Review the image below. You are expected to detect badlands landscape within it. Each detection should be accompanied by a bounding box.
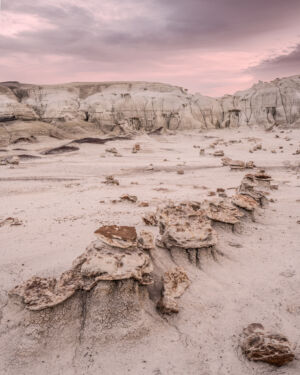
[0,76,300,375]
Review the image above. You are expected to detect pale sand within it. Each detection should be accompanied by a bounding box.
[0,127,299,374]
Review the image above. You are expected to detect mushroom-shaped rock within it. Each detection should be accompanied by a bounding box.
[94,225,137,248]
[254,170,272,182]
[232,194,258,211]
[11,227,153,310]
[157,267,190,314]
[79,240,153,285]
[239,175,268,206]
[202,199,244,225]
[157,203,217,249]
[241,323,295,367]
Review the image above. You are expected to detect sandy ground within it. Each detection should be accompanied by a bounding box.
[0,127,300,374]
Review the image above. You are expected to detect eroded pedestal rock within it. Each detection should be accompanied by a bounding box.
[11,226,153,311]
[202,199,244,226]
[157,202,217,250]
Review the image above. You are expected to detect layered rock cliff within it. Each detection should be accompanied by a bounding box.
[0,75,299,141]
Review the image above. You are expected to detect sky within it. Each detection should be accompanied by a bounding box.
[0,0,299,96]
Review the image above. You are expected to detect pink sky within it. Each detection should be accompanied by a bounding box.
[0,0,299,96]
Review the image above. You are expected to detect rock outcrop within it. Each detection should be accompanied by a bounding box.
[10,226,153,311]
[0,76,299,145]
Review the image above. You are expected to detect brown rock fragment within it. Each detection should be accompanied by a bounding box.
[0,217,23,227]
[232,194,258,211]
[120,194,138,203]
[103,175,119,185]
[202,199,244,225]
[241,323,295,367]
[138,201,149,207]
[157,202,217,250]
[213,150,224,157]
[142,212,158,226]
[132,143,141,153]
[94,225,137,248]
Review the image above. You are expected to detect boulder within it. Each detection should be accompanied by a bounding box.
[241,323,295,367]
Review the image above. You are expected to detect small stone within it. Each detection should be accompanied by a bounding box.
[105,147,118,154]
[138,201,149,207]
[132,143,141,153]
[143,212,158,226]
[103,175,119,185]
[213,150,224,157]
[120,194,138,203]
[0,217,23,227]
[208,191,216,196]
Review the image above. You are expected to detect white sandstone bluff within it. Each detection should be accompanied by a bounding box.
[0,75,299,144]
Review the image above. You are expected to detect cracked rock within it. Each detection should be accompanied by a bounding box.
[120,194,138,203]
[202,199,244,225]
[241,323,295,367]
[231,194,258,211]
[11,226,153,310]
[157,267,190,314]
[94,225,137,248]
[138,230,155,251]
[143,212,158,226]
[157,202,217,250]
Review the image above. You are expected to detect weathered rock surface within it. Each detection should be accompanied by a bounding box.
[11,226,153,311]
[157,202,218,250]
[221,157,255,170]
[241,323,295,366]
[0,217,23,227]
[157,267,190,314]
[232,194,259,211]
[202,199,244,225]
[0,76,299,144]
[120,194,138,203]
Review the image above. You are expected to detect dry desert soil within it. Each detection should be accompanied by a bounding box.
[0,127,300,375]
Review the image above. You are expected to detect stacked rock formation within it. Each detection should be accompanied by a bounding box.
[5,170,296,369]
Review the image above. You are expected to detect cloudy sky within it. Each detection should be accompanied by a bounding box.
[0,0,299,96]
